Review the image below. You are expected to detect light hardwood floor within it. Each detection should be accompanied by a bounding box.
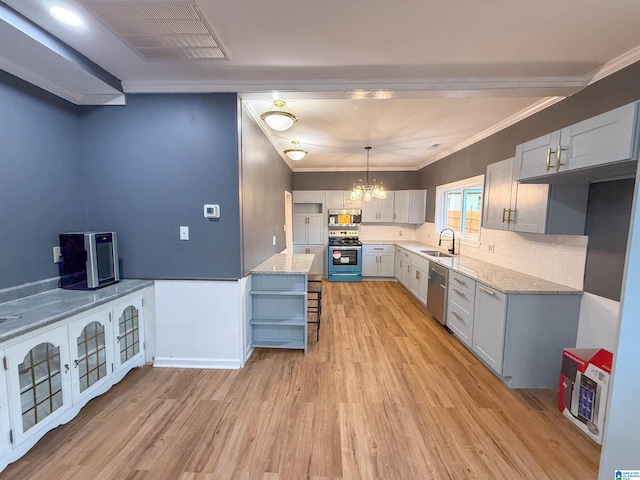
[1,281,600,479]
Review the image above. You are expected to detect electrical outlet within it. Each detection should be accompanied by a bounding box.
[398,230,403,237]
[488,243,495,253]
[180,226,189,240]
[53,246,62,263]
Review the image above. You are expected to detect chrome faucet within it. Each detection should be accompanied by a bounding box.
[438,228,456,255]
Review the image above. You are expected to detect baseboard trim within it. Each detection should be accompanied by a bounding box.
[153,357,242,369]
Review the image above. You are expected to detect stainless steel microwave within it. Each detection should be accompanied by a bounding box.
[59,232,120,290]
[328,209,362,226]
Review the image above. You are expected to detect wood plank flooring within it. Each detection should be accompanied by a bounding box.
[1,281,600,479]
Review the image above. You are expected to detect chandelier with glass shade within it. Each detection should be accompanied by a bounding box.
[350,146,386,201]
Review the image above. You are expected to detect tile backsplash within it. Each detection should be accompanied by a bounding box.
[359,225,417,242]
[416,223,588,290]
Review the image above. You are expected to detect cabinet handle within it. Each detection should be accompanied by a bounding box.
[556,147,566,171]
[507,209,514,224]
[374,247,384,250]
[479,285,496,295]
[454,277,467,285]
[407,265,410,273]
[502,208,508,223]
[64,364,70,373]
[74,359,79,368]
[546,148,553,172]
[416,270,420,279]
[453,287,465,296]
[452,310,463,320]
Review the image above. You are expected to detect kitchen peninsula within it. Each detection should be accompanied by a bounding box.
[249,253,314,353]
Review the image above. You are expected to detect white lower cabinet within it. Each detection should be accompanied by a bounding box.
[113,297,145,378]
[362,245,395,277]
[68,309,114,406]
[0,290,148,472]
[446,272,476,347]
[5,325,72,447]
[409,254,429,305]
[472,284,507,374]
[394,247,411,288]
[469,283,581,388]
[293,245,325,276]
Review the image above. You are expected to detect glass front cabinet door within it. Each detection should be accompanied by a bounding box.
[68,309,114,406]
[5,325,72,446]
[113,296,145,375]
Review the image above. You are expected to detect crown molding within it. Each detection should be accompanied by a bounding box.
[291,166,418,173]
[587,45,640,85]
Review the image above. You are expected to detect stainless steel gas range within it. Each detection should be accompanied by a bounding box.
[328,230,362,282]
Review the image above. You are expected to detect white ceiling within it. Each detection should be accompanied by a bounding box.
[3,0,640,170]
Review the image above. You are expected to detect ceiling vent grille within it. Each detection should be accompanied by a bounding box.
[84,1,229,60]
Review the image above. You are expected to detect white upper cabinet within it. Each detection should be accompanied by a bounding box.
[325,191,362,209]
[514,102,640,182]
[292,191,324,204]
[362,193,395,223]
[392,190,426,224]
[483,157,588,234]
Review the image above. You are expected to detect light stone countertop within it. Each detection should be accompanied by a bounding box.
[251,253,314,275]
[362,240,581,295]
[0,279,154,344]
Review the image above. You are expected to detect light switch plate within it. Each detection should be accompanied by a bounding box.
[180,226,189,240]
[53,246,62,263]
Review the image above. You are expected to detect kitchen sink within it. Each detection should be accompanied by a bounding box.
[420,250,453,258]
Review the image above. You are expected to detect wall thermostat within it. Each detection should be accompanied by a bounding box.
[204,204,220,218]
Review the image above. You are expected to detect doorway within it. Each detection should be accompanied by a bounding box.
[285,191,293,253]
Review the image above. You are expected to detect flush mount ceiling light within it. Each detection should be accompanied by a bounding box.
[284,140,307,161]
[350,146,386,202]
[260,100,297,131]
[49,6,84,27]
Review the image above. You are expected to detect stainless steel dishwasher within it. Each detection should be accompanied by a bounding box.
[426,261,448,325]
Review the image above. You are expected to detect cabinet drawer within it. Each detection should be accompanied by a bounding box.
[448,284,475,315]
[364,244,394,254]
[446,303,473,348]
[449,271,476,296]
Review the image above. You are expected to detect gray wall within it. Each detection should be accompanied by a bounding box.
[583,179,635,301]
[0,71,86,289]
[241,105,293,275]
[79,93,242,280]
[293,170,418,191]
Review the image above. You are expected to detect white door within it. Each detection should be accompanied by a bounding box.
[361,249,379,277]
[306,214,324,245]
[393,190,410,223]
[514,131,561,181]
[292,215,308,243]
[562,102,639,172]
[307,245,325,276]
[472,284,507,375]
[378,252,395,277]
[408,190,427,224]
[361,199,378,223]
[5,325,72,446]
[510,183,550,234]
[325,191,345,209]
[394,249,403,281]
[483,158,513,231]
[377,193,395,222]
[113,296,145,376]
[68,309,114,406]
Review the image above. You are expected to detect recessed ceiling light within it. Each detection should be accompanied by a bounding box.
[49,6,84,27]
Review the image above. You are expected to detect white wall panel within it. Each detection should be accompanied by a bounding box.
[153,280,243,369]
[576,293,620,353]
